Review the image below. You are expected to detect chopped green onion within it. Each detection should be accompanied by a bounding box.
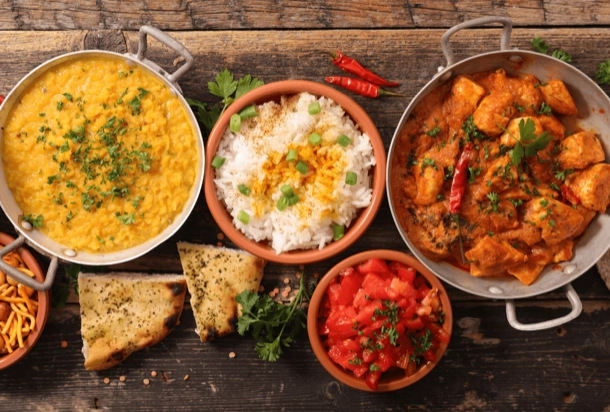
[346,171,357,185]
[239,105,258,119]
[288,194,299,206]
[238,184,250,196]
[230,113,241,133]
[333,224,344,241]
[296,161,308,174]
[337,134,352,147]
[211,155,226,169]
[277,196,288,211]
[281,185,294,197]
[237,210,250,224]
[308,102,321,115]
[286,150,298,162]
[308,132,322,146]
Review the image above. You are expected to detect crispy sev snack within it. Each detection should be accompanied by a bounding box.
[0,251,37,354]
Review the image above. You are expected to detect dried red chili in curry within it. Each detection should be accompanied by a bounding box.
[390,69,610,285]
[318,258,449,390]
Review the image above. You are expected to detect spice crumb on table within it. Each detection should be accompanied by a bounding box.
[229,352,236,358]
[143,379,150,386]
[60,341,68,348]
[103,378,110,384]
[119,376,126,382]
[151,371,157,377]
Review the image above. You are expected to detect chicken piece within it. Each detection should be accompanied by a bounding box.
[510,75,543,116]
[475,68,509,92]
[557,131,605,170]
[472,91,515,136]
[538,79,578,116]
[476,200,519,233]
[500,116,544,147]
[498,221,542,246]
[538,114,566,141]
[508,239,574,285]
[473,156,518,202]
[443,76,486,129]
[565,163,610,212]
[413,160,444,206]
[571,204,597,237]
[465,235,527,277]
[522,197,584,245]
[405,202,455,261]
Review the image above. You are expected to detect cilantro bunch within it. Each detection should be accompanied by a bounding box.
[235,275,308,362]
[187,69,264,137]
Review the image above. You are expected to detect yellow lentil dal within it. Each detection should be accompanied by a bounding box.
[2,57,198,253]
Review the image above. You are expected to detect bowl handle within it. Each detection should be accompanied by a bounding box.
[441,16,513,67]
[133,26,194,91]
[505,283,582,331]
[0,234,58,291]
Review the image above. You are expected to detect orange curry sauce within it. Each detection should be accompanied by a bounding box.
[391,69,610,285]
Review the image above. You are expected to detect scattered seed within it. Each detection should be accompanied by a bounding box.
[299,264,305,270]
[258,285,264,292]
[273,287,279,294]
[161,371,170,383]
[268,291,276,297]
[296,272,302,279]
[563,392,576,404]
[281,291,289,298]
[285,286,292,293]
[119,376,126,382]
[151,371,157,377]
[184,375,189,381]
[314,272,319,279]
[103,377,110,384]
[143,378,150,386]
[283,278,290,284]
[217,233,225,240]
[229,352,236,358]
[217,241,222,247]
[61,340,68,348]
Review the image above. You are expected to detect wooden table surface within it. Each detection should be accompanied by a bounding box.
[1,2,610,411]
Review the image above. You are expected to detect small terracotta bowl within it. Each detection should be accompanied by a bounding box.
[307,250,453,392]
[0,232,50,369]
[204,80,386,264]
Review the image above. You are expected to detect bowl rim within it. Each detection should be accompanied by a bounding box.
[307,249,453,392]
[203,80,386,264]
[0,232,49,369]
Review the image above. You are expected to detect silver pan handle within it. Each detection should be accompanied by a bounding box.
[134,26,194,90]
[505,284,582,331]
[441,16,513,67]
[0,234,58,292]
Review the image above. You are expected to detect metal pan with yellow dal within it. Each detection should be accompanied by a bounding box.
[387,17,610,330]
[0,26,204,291]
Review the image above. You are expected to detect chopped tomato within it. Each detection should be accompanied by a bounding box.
[428,323,451,344]
[327,283,342,307]
[338,273,363,306]
[402,316,424,331]
[354,300,383,326]
[365,370,382,390]
[0,95,4,105]
[362,348,377,363]
[353,288,369,309]
[339,266,356,277]
[326,307,358,340]
[417,284,431,300]
[397,266,416,283]
[358,258,389,276]
[353,365,369,378]
[362,273,385,297]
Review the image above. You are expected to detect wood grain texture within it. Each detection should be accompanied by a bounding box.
[3,1,610,30]
[0,289,608,411]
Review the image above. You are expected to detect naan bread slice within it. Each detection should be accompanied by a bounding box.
[79,273,187,371]
[177,243,266,342]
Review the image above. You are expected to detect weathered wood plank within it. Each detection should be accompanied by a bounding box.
[3,1,610,30]
[0,299,607,410]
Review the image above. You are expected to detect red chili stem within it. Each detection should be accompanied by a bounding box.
[330,50,400,87]
[325,76,404,98]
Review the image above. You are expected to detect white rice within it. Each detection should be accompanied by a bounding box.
[214,92,375,254]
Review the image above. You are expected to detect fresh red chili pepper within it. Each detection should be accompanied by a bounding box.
[331,50,400,87]
[449,143,474,214]
[0,95,4,105]
[325,76,403,98]
[561,184,580,205]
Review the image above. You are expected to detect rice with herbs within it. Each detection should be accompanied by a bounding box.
[214,92,375,254]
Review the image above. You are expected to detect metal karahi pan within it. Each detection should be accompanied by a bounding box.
[0,26,204,291]
[387,17,610,330]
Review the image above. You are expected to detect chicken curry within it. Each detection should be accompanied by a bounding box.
[391,69,610,285]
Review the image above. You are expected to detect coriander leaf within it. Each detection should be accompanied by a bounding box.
[536,102,552,116]
[207,104,222,130]
[524,131,552,157]
[518,118,537,143]
[597,60,610,85]
[531,37,549,54]
[256,339,282,362]
[235,74,264,99]
[208,69,237,100]
[551,49,572,63]
[63,93,73,102]
[426,126,441,137]
[512,142,524,166]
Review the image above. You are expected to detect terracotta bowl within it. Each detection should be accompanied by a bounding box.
[204,80,386,264]
[307,250,453,392]
[0,232,50,369]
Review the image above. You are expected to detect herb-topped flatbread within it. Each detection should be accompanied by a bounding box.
[79,273,187,370]
[177,243,266,342]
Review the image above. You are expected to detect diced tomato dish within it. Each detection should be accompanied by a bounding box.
[317,258,450,390]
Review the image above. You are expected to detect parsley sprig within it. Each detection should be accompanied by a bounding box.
[596,60,610,85]
[531,37,572,62]
[187,70,264,137]
[500,118,552,166]
[235,275,308,362]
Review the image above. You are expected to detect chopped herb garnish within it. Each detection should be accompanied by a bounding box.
[23,214,44,229]
[333,224,344,241]
[57,101,64,111]
[426,126,441,137]
[308,102,321,115]
[63,93,73,102]
[115,211,135,225]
